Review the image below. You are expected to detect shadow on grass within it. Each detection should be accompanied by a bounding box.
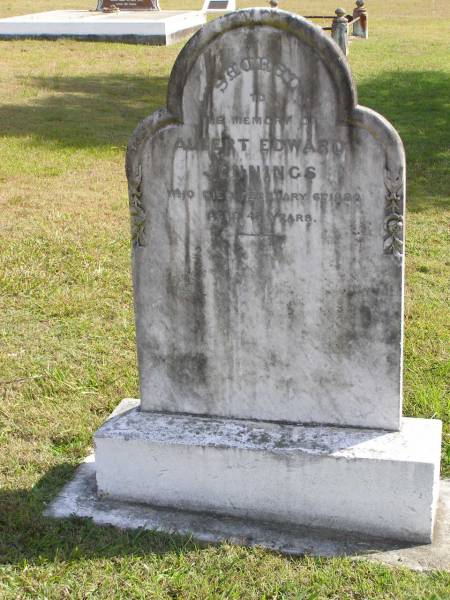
[0,74,169,151]
[0,463,200,565]
[0,460,419,567]
[357,70,450,213]
[0,70,448,212]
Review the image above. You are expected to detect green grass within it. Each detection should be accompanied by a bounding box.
[0,0,449,597]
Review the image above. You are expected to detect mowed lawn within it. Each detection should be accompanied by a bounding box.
[0,0,449,597]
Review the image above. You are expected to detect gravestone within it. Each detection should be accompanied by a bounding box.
[97,0,159,11]
[94,9,441,544]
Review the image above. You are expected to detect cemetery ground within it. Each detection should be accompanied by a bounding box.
[0,0,449,597]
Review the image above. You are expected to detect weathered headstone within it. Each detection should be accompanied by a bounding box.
[94,9,441,544]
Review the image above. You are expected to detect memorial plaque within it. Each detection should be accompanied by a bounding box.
[126,9,405,430]
[100,0,159,11]
[202,0,236,13]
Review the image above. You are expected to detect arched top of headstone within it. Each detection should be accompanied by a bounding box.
[167,9,355,120]
[127,8,401,174]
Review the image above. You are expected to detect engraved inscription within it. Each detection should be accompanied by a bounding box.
[176,135,345,156]
[206,210,313,225]
[215,56,301,92]
[203,165,317,183]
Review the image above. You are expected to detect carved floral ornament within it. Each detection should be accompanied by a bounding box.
[383,168,404,259]
[128,164,147,248]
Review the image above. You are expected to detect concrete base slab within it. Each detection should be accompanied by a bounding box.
[45,455,449,571]
[92,399,442,544]
[0,10,206,45]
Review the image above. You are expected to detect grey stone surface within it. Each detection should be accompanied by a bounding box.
[44,8,442,551]
[126,8,405,430]
[94,399,441,543]
[45,454,450,571]
[98,0,160,11]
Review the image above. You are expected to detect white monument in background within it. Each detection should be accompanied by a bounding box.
[96,9,442,543]
[0,0,205,45]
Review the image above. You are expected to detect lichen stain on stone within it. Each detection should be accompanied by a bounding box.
[193,245,206,345]
[183,196,191,282]
[167,352,208,387]
[359,304,372,329]
[247,430,272,444]
[287,299,295,322]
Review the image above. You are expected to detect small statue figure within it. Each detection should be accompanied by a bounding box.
[353,0,368,38]
[331,8,349,56]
